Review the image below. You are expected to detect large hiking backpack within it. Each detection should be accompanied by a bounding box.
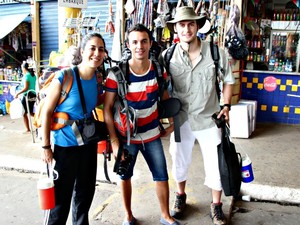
[109,65,138,146]
[107,40,183,144]
[33,68,73,130]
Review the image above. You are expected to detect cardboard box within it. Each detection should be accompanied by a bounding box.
[229,103,251,138]
[239,99,257,133]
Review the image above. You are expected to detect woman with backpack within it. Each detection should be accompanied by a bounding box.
[14,61,36,133]
[40,32,107,225]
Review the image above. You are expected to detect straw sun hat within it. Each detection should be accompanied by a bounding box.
[166,6,206,33]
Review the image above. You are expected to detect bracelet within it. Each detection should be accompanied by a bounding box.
[223,104,231,111]
[42,145,51,149]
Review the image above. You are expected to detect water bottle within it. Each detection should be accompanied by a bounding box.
[285,59,293,72]
[268,54,275,71]
[17,67,22,80]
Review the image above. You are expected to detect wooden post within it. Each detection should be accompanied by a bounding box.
[30,0,40,67]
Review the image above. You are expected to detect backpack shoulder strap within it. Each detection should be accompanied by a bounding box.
[164,43,177,77]
[110,62,127,99]
[110,63,131,145]
[57,68,73,105]
[151,58,165,101]
[210,41,221,102]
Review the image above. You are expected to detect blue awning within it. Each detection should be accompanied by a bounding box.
[0,13,30,39]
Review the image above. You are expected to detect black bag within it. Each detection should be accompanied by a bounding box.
[217,124,242,197]
[224,4,249,60]
[75,66,107,144]
[81,117,107,144]
[158,98,182,142]
[157,98,181,119]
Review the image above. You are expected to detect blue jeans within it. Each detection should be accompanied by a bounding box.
[121,138,168,181]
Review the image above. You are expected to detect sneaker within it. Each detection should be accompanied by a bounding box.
[210,203,227,225]
[170,193,186,219]
[160,217,181,225]
[122,217,136,225]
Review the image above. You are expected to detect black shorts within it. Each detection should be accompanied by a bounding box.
[21,92,36,114]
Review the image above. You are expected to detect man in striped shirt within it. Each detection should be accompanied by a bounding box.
[104,24,180,225]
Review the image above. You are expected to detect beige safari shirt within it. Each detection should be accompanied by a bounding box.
[162,40,235,131]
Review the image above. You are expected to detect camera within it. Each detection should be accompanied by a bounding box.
[114,149,133,176]
[211,112,225,128]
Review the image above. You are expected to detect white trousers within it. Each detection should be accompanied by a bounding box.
[169,121,222,191]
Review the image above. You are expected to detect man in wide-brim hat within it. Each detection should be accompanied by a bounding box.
[166,6,206,34]
[162,6,235,225]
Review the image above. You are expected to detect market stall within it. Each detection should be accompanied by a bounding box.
[242,0,300,124]
[0,19,33,114]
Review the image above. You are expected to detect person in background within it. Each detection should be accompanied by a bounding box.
[41,32,106,225]
[14,61,36,133]
[162,6,235,225]
[104,24,180,225]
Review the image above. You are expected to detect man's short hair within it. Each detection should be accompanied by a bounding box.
[125,24,152,43]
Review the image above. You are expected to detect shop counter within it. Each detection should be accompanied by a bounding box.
[241,70,300,124]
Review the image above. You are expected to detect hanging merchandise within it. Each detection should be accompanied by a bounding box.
[110,0,122,63]
[196,0,211,35]
[12,33,19,52]
[195,0,203,14]
[154,0,171,45]
[161,27,171,43]
[224,4,249,60]
[155,0,169,29]
[126,0,153,30]
[125,0,135,15]
[187,0,195,9]
[105,0,115,36]
[157,0,169,15]
[176,0,184,8]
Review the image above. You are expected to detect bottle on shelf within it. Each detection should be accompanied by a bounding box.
[17,67,22,80]
[253,36,257,48]
[278,59,283,72]
[268,52,275,71]
[286,10,290,21]
[285,59,293,72]
[277,10,280,20]
[257,37,261,48]
[0,68,3,80]
[273,10,277,20]
[293,9,297,21]
[249,52,253,61]
[274,58,279,71]
[265,49,270,63]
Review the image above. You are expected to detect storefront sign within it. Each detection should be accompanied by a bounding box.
[58,0,87,9]
[264,76,277,92]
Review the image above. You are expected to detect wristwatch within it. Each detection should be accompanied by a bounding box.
[223,104,231,111]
